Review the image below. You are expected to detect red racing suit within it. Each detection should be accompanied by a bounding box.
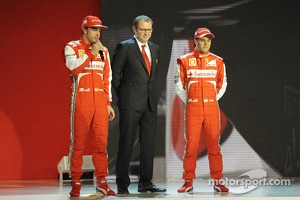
[63,37,112,180]
[175,48,227,179]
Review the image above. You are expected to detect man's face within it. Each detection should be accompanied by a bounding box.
[83,27,101,44]
[194,36,212,54]
[133,20,153,44]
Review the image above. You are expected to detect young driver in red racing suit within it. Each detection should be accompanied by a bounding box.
[63,16,115,197]
[175,28,229,192]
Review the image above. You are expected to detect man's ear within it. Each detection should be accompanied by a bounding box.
[132,26,137,33]
[194,38,197,45]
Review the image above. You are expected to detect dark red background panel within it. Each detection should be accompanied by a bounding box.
[0,0,101,180]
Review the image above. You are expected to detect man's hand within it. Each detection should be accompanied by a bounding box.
[107,106,115,121]
[91,40,104,55]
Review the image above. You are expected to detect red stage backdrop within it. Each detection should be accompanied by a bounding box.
[0,0,101,180]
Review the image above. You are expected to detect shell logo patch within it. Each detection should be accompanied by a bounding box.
[189,58,196,66]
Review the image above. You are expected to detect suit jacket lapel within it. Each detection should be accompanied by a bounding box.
[148,43,156,70]
[131,38,151,74]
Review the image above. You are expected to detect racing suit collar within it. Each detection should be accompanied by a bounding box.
[80,37,92,49]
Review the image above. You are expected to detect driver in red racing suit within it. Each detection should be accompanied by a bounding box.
[175,28,229,193]
[63,16,115,197]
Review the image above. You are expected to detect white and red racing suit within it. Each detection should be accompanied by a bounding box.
[175,48,227,179]
[63,37,112,180]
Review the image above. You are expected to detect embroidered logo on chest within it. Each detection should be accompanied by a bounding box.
[206,59,217,67]
[189,58,197,66]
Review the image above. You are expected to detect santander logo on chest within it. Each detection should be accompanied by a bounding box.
[85,61,105,70]
[187,69,217,78]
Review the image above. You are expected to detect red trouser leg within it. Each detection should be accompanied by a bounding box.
[91,102,109,178]
[203,105,223,179]
[69,106,93,180]
[182,104,203,180]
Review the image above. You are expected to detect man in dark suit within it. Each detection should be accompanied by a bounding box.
[111,15,166,194]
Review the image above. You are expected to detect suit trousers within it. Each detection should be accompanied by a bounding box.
[116,101,157,187]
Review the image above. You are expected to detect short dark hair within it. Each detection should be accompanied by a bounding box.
[133,15,153,27]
